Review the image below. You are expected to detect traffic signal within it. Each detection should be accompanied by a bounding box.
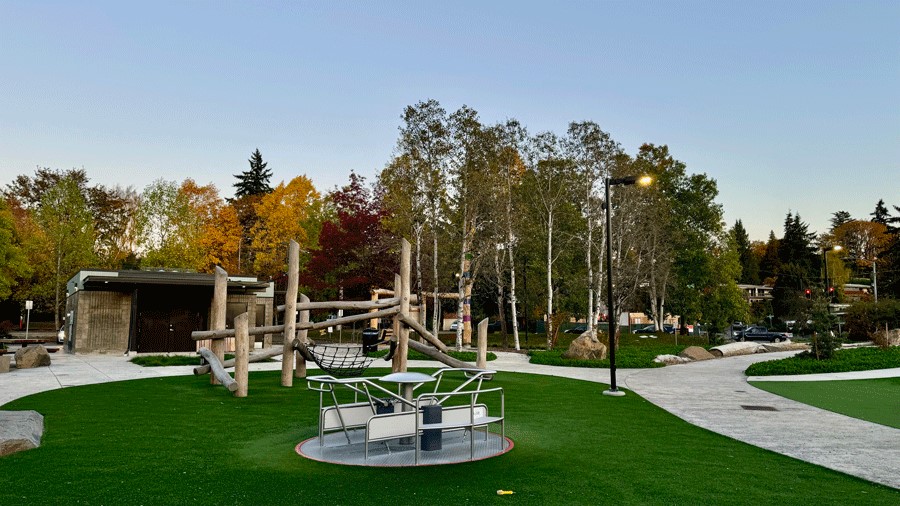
[828,286,835,294]
[804,289,811,299]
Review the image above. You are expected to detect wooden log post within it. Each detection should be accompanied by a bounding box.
[398,239,411,372]
[477,317,489,369]
[209,266,228,385]
[391,273,402,372]
[282,240,300,387]
[369,290,379,329]
[234,312,249,397]
[198,347,238,392]
[295,293,310,378]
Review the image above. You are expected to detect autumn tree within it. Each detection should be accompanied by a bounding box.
[251,175,323,278]
[0,199,28,300]
[36,176,97,327]
[304,172,393,301]
[90,185,140,268]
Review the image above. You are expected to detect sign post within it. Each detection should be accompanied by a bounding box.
[25,300,33,341]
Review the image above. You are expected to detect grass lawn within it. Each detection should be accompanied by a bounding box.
[745,346,900,376]
[528,333,711,369]
[1,370,897,504]
[751,377,900,429]
[131,354,235,367]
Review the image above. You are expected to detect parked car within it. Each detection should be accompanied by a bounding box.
[449,320,460,331]
[634,324,675,334]
[564,324,588,334]
[486,320,502,332]
[736,326,792,343]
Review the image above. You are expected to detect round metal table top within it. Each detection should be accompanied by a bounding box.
[379,372,436,384]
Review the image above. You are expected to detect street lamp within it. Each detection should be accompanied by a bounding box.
[603,174,652,397]
[822,245,842,300]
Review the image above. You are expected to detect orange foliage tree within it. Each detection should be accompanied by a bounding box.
[250,176,324,278]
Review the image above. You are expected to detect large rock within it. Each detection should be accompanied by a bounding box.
[14,345,51,369]
[873,329,900,347]
[0,410,44,457]
[562,332,607,360]
[653,354,691,365]
[678,346,715,361]
[761,341,808,353]
[0,355,10,373]
[709,342,764,358]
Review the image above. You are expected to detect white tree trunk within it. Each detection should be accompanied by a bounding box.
[507,232,521,350]
[546,212,554,349]
[456,212,467,349]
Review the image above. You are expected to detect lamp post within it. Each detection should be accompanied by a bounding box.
[822,245,842,301]
[603,174,652,397]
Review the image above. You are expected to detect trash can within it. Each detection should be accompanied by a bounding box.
[421,405,442,451]
[362,328,382,355]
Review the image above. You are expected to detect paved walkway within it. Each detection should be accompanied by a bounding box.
[1,350,898,490]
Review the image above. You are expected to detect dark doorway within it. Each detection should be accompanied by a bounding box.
[136,287,209,353]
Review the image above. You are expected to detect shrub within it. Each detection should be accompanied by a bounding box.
[844,299,900,341]
[745,346,900,376]
[0,320,13,338]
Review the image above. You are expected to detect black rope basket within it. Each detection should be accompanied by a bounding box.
[306,344,375,378]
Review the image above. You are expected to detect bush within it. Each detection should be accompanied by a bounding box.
[745,346,900,376]
[0,320,13,338]
[844,299,900,341]
[809,301,841,360]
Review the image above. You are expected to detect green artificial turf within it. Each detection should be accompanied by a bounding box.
[745,346,900,376]
[1,370,897,505]
[751,377,900,429]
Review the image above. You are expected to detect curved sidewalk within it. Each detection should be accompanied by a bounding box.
[622,352,900,490]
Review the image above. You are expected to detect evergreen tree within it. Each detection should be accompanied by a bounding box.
[778,212,817,277]
[233,149,273,198]
[871,199,890,225]
[730,220,759,284]
[829,210,852,231]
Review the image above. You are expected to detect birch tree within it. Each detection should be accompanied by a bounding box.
[524,132,577,349]
[566,121,622,337]
[394,100,452,334]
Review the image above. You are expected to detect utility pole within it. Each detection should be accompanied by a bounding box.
[873,258,878,303]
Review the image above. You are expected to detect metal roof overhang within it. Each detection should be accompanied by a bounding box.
[80,273,269,293]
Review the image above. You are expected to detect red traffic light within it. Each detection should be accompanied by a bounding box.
[828,286,835,293]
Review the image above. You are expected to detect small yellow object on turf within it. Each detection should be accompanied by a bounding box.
[497,490,514,495]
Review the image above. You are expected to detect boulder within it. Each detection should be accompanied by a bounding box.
[653,354,691,365]
[0,410,44,457]
[709,342,764,358]
[562,332,607,361]
[14,345,51,369]
[873,329,900,347]
[678,346,715,361]
[761,341,808,353]
[0,355,10,373]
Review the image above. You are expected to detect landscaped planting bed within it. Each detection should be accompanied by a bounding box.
[745,346,900,376]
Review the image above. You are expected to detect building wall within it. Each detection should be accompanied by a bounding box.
[71,290,132,353]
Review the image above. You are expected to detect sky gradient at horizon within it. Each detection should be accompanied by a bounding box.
[1,1,898,241]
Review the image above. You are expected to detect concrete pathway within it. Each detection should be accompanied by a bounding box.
[1,349,898,490]
[623,352,900,490]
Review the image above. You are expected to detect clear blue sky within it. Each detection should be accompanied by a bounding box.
[1,1,897,241]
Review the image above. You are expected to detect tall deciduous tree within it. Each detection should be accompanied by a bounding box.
[304,172,393,301]
[36,176,96,327]
[0,199,28,300]
[136,179,199,269]
[565,121,621,337]
[394,99,451,334]
[251,175,323,278]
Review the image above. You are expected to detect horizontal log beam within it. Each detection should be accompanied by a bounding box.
[406,339,475,369]
[301,307,400,331]
[198,347,238,392]
[193,324,284,341]
[276,297,400,313]
[399,314,448,353]
[422,292,460,299]
[193,346,285,375]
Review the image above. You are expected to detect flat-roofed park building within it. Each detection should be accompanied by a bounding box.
[64,270,274,354]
